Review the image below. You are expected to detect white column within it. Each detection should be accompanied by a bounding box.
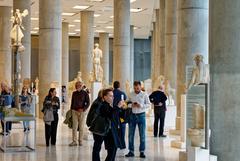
[39,0,62,116]
[62,22,69,87]
[113,0,131,91]
[130,25,134,83]
[80,11,94,87]
[99,32,109,84]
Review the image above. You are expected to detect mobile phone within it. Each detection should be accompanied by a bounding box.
[121,94,124,101]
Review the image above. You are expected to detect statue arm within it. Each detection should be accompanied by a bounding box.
[187,69,197,90]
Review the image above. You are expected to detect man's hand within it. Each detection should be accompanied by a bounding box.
[118,100,125,108]
[132,102,141,108]
[159,102,163,106]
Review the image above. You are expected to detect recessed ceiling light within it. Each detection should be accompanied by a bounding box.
[130,8,143,13]
[94,14,101,17]
[88,0,104,2]
[69,32,77,35]
[95,30,105,33]
[130,0,137,3]
[73,5,90,10]
[75,29,81,32]
[110,15,114,19]
[31,31,38,34]
[93,25,97,28]
[31,17,39,21]
[62,12,75,16]
[105,26,114,29]
[74,19,81,22]
[97,21,108,24]
[134,26,140,30]
[33,27,39,30]
[69,24,76,27]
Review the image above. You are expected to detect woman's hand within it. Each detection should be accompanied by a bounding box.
[118,100,125,108]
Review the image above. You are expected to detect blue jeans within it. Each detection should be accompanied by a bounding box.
[128,113,146,153]
[23,121,30,129]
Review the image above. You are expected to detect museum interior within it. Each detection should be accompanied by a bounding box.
[0,0,238,161]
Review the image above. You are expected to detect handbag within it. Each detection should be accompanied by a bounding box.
[43,108,54,122]
[89,114,110,136]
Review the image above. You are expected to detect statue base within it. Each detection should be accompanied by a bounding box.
[91,82,102,101]
[179,147,217,161]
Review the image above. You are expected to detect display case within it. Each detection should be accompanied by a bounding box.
[0,95,36,152]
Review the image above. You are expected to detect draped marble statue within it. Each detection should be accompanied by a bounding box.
[10,9,28,48]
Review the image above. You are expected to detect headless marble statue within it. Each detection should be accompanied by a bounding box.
[92,43,103,82]
[187,54,209,90]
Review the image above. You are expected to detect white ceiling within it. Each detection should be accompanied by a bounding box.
[30,0,156,39]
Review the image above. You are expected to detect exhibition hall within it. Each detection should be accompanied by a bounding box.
[0,0,238,161]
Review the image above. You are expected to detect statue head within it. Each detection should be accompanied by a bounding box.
[193,54,204,66]
[94,43,99,48]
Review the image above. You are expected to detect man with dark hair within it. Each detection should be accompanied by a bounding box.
[112,81,127,148]
[125,81,150,158]
[149,85,168,137]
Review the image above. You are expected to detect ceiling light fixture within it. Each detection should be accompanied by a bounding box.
[31,31,38,34]
[95,30,106,33]
[69,24,76,27]
[33,27,39,30]
[97,21,109,24]
[62,12,75,16]
[110,15,114,19]
[31,17,39,21]
[130,0,137,3]
[74,19,81,22]
[94,14,101,17]
[105,26,114,29]
[75,29,80,32]
[69,32,77,35]
[130,8,143,13]
[88,0,104,2]
[73,5,90,10]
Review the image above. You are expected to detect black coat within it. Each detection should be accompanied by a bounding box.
[99,101,126,149]
[149,90,167,111]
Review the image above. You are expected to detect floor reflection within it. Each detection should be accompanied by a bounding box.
[0,119,180,161]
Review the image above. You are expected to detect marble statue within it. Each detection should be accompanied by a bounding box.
[10,9,28,47]
[164,79,175,105]
[35,77,39,95]
[187,54,209,90]
[125,80,131,97]
[187,104,205,147]
[76,71,83,82]
[92,43,103,82]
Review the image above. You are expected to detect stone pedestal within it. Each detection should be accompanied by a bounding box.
[91,82,102,101]
[179,148,217,161]
[171,95,186,149]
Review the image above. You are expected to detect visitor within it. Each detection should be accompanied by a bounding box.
[125,81,150,158]
[20,86,32,132]
[42,88,60,146]
[0,82,13,135]
[112,81,127,147]
[69,81,90,146]
[149,85,168,137]
[90,88,125,161]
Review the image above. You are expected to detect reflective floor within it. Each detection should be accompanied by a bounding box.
[0,117,180,161]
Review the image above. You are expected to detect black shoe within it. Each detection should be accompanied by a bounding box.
[140,152,146,158]
[159,135,167,138]
[125,152,134,157]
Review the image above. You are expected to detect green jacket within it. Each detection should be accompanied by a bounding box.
[63,110,73,129]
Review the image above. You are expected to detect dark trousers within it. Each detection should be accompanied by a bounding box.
[92,132,117,161]
[45,113,58,146]
[154,108,166,136]
[1,121,12,133]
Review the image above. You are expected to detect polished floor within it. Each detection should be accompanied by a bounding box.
[0,116,180,161]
